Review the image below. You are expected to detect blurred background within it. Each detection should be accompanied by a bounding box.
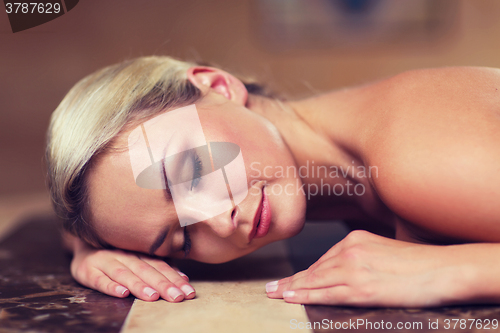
[1,0,500,199]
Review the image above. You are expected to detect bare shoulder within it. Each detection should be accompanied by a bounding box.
[363,66,500,242]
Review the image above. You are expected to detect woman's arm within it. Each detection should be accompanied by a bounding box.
[63,231,195,302]
[266,68,500,307]
[266,230,500,307]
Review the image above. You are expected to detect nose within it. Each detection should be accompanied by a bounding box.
[202,206,238,238]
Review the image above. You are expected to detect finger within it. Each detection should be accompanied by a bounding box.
[266,257,341,296]
[266,272,304,299]
[265,272,301,298]
[287,267,345,291]
[282,286,351,305]
[267,267,344,299]
[278,266,324,286]
[117,256,191,302]
[100,261,161,302]
[168,265,190,282]
[178,271,190,282]
[266,269,317,298]
[80,268,131,298]
[139,257,195,300]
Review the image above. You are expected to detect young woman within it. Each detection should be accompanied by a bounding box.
[46,56,500,308]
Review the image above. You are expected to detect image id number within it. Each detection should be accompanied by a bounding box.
[5,2,61,14]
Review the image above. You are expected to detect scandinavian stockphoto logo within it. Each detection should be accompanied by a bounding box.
[127,105,248,227]
[4,0,79,33]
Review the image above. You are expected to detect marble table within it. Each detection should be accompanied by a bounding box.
[0,212,134,332]
[2,193,500,333]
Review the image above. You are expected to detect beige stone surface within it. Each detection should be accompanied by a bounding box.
[121,242,311,333]
[122,281,309,333]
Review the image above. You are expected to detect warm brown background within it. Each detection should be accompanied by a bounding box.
[1,0,500,199]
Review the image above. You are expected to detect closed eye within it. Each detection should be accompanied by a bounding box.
[161,161,173,196]
[191,152,202,190]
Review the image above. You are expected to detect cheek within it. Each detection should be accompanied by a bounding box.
[198,110,243,144]
[270,180,307,238]
[201,114,294,183]
[246,150,299,190]
[201,108,276,149]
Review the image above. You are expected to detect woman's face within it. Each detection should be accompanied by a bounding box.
[87,91,306,263]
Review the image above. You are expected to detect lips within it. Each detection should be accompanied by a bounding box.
[248,186,272,242]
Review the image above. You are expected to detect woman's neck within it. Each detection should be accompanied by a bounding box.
[247,91,394,225]
[247,92,363,196]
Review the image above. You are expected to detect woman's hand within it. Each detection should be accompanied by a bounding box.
[70,239,195,302]
[266,230,472,307]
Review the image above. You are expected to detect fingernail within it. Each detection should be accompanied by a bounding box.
[266,281,278,293]
[283,290,295,298]
[144,287,158,298]
[116,286,128,295]
[181,285,195,296]
[178,271,189,279]
[168,287,184,301]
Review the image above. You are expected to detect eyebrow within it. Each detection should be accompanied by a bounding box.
[149,225,170,256]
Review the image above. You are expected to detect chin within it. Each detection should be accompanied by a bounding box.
[273,199,307,241]
[275,191,306,240]
[283,214,306,240]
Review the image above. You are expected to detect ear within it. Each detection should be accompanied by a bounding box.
[187,66,248,106]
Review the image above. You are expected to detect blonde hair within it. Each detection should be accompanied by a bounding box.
[46,56,202,247]
[47,56,272,248]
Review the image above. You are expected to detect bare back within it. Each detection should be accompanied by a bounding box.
[362,67,500,243]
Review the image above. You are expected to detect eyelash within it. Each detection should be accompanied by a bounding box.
[162,162,173,196]
[161,152,199,257]
[161,152,202,193]
[182,226,191,257]
[191,153,202,190]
